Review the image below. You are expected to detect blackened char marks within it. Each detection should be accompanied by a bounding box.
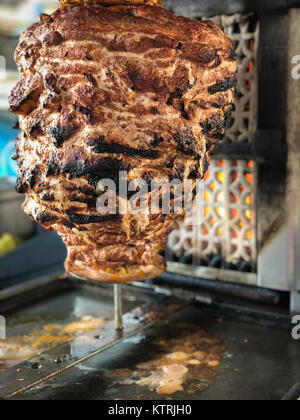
[150,107,160,115]
[90,137,159,159]
[63,156,124,178]
[28,175,36,189]
[47,153,125,179]
[200,115,225,140]
[73,103,92,122]
[166,156,176,169]
[208,77,237,95]
[189,162,200,179]
[15,177,26,194]
[36,211,57,224]
[174,129,197,155]
[88,174,105,189]
[88,170,114,189]
[150,134,164,147]
[201,105,234,140]
[40,193,55,202]
[206,141,213,151]
[49,124,78,147]
[67,213,119,225]
[29,119,42,136]
[44,74,60,94]
[79,185,99,197]
[61,218,76,229]
[47,155,60,176]
[224,104,234,126]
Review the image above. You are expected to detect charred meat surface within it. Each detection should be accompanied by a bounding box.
[10,4,236,282]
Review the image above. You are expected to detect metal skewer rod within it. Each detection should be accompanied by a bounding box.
[114,284,123,331]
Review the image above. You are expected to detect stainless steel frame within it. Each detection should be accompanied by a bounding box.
[287,9,300,309]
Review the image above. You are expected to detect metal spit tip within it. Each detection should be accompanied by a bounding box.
[114,284,123,331]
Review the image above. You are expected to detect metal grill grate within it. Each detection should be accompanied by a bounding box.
[167,160,257,272]
[207,13,259,144]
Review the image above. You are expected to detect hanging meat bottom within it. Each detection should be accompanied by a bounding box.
[10,2,237,282]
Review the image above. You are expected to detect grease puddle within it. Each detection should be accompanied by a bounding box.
[114,323,226,396]
[0,316,109,371]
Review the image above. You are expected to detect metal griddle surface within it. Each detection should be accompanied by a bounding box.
[3,282,138,338]
[1,287,299,401]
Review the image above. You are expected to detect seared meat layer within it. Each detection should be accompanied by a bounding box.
[10,4,236,282]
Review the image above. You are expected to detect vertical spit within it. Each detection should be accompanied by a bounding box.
[114,284,123,331]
